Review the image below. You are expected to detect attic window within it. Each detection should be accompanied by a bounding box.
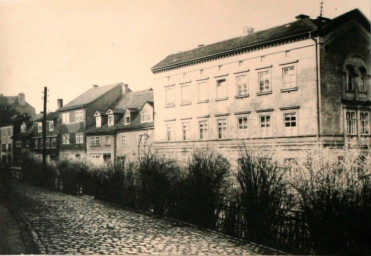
[108,115,114,126]
[141,108,153,123]
[124,110,131,124]
[96,116,101,128]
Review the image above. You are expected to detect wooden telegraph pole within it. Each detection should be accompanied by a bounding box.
[42,87,47,171]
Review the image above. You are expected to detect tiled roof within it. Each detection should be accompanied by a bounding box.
[152,9,369,73]
[113,88,153,110]
[35,112,58,122]
[58,83,122,111]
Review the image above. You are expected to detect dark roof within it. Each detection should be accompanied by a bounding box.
[35,112,59,122]
[58,83,122,111]
[152,9,369,73]
[86,89,154,135]
[0,95,36,116]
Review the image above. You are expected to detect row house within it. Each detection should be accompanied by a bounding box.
[57,83,127,160]
[151,9,370,163]
[86,89,154,166]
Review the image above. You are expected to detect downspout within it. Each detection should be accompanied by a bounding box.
[310,32,322,143]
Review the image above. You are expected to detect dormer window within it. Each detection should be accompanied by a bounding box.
[49,121,54,131]
[108,115,114,126]
[124,110,131,124]
[38,122,42,133]
[21,123,26,133]
[141,107,153,123]
[96,116,101,128]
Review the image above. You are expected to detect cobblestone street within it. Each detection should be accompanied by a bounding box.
[7,182,279,255]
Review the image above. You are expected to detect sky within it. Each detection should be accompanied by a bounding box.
[0,0,370,113]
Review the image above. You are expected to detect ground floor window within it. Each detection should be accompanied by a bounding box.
[360,111,370,135]
[284,112,298,136]
[217,119,227,139]
[259,114,272,137]
[346,110,357,135]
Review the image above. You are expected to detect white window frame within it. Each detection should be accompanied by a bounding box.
[121,135,126,147]
[236,74,248,96]
[62,112,70,124]
[108,115,114,126]
[181,84,191,105]
[216,79,228,100]
[359,67,368,92]
[90,136,100,146]
[76,132,84,144]
[360,111,370,135]
[198,81,208,102]
[237,116,249,138]
[38,122,42,133]
[141,108,153,123]
[346,110,357,135]
[182,121,191,141]
[283,112,298,136]
[75,110,84,122]
[62,134,70,145]
[49,121,54,131]
[199,119,208,140]
[217,119,227,139]
[96,116,101,128]
[21,123,26,133]
[165,86,175,107]
[282,65,297,89]
[259,114,272,137]
[124,110,131,124]
[166,123,174,141]
[258,69,272,93]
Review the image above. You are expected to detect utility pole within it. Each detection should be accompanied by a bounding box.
[42,87,47,171]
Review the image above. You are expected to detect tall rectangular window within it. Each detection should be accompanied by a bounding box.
[166,123,174,141]
[198,82,208,102]
[199,120,208,140]
[62,134,70,145]
[284,112,298,136]
[216,79,228,99]
[182,121,191,140]
[38,122,42,133]
[165,87,175,107]
[260,115,272,137]
[121,135,126,147]
[21,123,26,133]
[51,138,56,148]
[105,136,111,145]
[124,111,131,124]
[360,111,370,135]
[62,112,69,124]
[76,132,84,144]
[181,85,191,105]
[75,110,84,122]
[236,74,248,96]
[141,108,153,123]
[46,139,50,149]
[96,116,101,128]
[282,66,296,89]
[346,110,357,135]
[34,140,38,149]
[238,116,249,137]
[49,121,54,131]
[217,119,227,139]
[258,70,271,93]
[108,115,114,126]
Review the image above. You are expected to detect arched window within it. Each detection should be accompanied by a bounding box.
[359,67,368,92]
[345,65,356,91]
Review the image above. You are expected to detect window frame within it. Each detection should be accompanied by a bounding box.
[283,111,298,136]
[107,115,114,126]
[165,86,175,107]
[62,134,70,145]
[217,118,227,139]
[21,123,26,133]
[76,132,84,144]
[360,111,370,135]
[51,138,56,148]
[49,121,54,131]
[281,65,297,90]
[346,110,357,135]
[180,84,191,105]
[124,110,131,125]
[166,122,174,141]
[121,135,126,147]
[199,119,208,140]
[257,69,272,94]
[197,81,209,103]
[237,115,249,138]
[259,114,272,137]
[182,121,191,141]
[62,112,70,124]
[75,110,84,122]
[216,78,228,100]
[236,73,249,97]
[38,122,42,133]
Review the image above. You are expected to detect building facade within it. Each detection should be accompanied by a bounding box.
[151,10,370,164]
[0,125,13,164]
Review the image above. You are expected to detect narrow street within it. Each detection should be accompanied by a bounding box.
[6,182,278,255]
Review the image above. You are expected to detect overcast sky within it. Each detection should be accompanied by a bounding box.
[0,0,370,113]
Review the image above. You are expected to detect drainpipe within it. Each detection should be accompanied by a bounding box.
[311,33,322,143]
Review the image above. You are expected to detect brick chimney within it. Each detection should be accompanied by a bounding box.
[122,83,131,93]
[243,26,254,35]
[18,93,25,106]
[57,99,63,109]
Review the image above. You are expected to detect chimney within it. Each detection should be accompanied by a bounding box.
[122,83,131,93]
[18,93,25,106]
[92,85,99,88]
[57,99,63,109]
[295,14,310,20]
[243,26,254,35]
[198,44,204,48]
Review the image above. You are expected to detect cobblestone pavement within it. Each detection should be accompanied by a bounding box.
[8,183,280,255]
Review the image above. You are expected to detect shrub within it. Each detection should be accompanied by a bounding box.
[57,160,90,195]
[236,148,295,245]
[293,149,371,255]
[21,154,57,189]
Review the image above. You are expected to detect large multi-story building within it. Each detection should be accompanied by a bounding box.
[151,9,370,163]
[86,88,154,165]
[57,83,127,160]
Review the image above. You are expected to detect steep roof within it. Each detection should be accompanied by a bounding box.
[0,95,36,116]
[152,9,369,73]
[58,83,122,111]
[113,88,153,110]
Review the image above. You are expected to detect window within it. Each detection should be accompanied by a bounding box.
[238,116,249,137]
[198,81,208,102]
[108,115,114,126]
[40,139,43,148]
[62,112,69,124]
[181,84,191,105]
[105,136,111,145]
[182,121,191,140]
[46,139,50,149]
[121,135,126,147]
[236,74,248,96]
[260,115,272,137]
[199,120,208,140]
[165,87,175,107]
[21,123,26,133]
[76,132,84,144]
[345,65,355,91]
[75,110,84,122]
[49,121,54,131]
[166,123,174,141]
[282,66,296,89]
[62,134,70,145]
[16,140,22,148]
[34,140,38,149]
[217,119,227,139]
[26,140,30,148]
[96,116,101,128]
[51,138,56,148]
[124,110,131,124]
[38,122,42,133]
[216,79,228,99]
[141,108,153,123]
[359,67,368,92]
[138,133,149,146]
[90,136,100,146]
[360,111,370,135]
[258,70,271,93]
[284,112,298,136]
[346,110,357,135]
